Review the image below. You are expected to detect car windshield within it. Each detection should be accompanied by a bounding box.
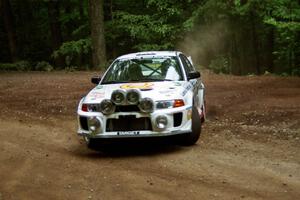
[101,56,183,84]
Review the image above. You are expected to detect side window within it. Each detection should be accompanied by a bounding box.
[179,54,195,79]
[182,55,195,72]
[179,54,190,75]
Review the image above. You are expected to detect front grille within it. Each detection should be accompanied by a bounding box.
[115,105,140,112]
[106,115,152,132]
[173,112,183,127]
[80,116,88,131]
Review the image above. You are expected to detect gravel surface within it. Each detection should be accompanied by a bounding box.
[0,71,299,200]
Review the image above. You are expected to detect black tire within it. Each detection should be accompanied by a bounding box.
[84,136,98,150]
[181,106,202,146]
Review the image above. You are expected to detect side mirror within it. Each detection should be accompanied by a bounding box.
[188,71,201,80]
[91,76,101,84]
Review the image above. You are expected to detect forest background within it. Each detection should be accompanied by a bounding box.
[0,0,299,76]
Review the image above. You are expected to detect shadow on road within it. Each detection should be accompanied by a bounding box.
[71,137,191,158]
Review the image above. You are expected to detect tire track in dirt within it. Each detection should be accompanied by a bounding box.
[0,72,299,200]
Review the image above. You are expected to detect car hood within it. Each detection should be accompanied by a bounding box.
[83,81,190,104]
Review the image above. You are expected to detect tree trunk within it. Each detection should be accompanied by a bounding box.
[89,0,107,69]
[229,14,242,75]
[77,0,85,69]
[79,0,84,21]
[250,11,260,74]
[231,33,242,75]
[295,31,300,74]
[266,27,274,73]
[64,3,72,40]
[1,0,18,62]
[48,0,64,67]
[110,0,117,59]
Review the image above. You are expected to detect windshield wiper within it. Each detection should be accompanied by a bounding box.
[103,79,173,84]
[136,78,173,82]
[101,80,129,84]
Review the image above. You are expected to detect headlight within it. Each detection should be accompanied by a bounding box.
[156,99,185,109]
[88,104,101,112]
[139,98,154,113]
[156,101,173,109]
[111,90,126,105]
[126,89,140,104]
[82,103,101,112]
[155,115,168,129]
[100,99,115,115]
[88,116,101,134]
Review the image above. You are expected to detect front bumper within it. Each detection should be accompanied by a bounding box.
[77,105,193,139]
[78,129,191,139]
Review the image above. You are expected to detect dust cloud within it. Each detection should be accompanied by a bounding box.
[177,21,230,69]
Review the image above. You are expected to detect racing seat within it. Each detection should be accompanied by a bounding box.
[161,59,180,80]
[160,59,171,77]
[128,63,143,80]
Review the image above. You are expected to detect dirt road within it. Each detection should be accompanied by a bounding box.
[0,71,299,200]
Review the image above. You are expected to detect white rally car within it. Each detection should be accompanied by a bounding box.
[77,51,205,148]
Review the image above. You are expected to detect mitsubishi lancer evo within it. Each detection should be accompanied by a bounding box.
[77,51,206,148]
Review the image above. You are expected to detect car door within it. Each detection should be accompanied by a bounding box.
[179,54,204,113]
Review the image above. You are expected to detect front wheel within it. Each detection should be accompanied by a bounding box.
[181,106,202,145]
[83,136,97,150]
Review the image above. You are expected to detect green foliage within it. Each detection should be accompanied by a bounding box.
[107,10,177,51]
[291,68,300,76]
[0,61,31,71]
[105,0,197,53]
[35,61,53,71]
[185,0,300,76]
[0,0,299,75]
[64,66,78,72]
[208,55,230,74]
[134,43,174,51]
[146,0,182,16]
[53,38,91,67]
[265,18,300,31]
[53,38,91,56]
[262,0,300,75]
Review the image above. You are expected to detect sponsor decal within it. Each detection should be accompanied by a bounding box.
[159,90,174,94]
[120,83,154,90]
[89,91,105,99]
[187,109,192,120]
[185,106,193,120]
[190,80,197,86]
[117,131,140,135]
[174,82,182,86]
[185,106,192,110]
[95,85,103,89]
[181,83,193,96]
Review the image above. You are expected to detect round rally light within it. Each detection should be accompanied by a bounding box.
[126,89,140,104]
[156,115,168,129]
[111,90,126,105]
[139,98,154,113]
[100,99,115,115]
[88,116,101,134]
